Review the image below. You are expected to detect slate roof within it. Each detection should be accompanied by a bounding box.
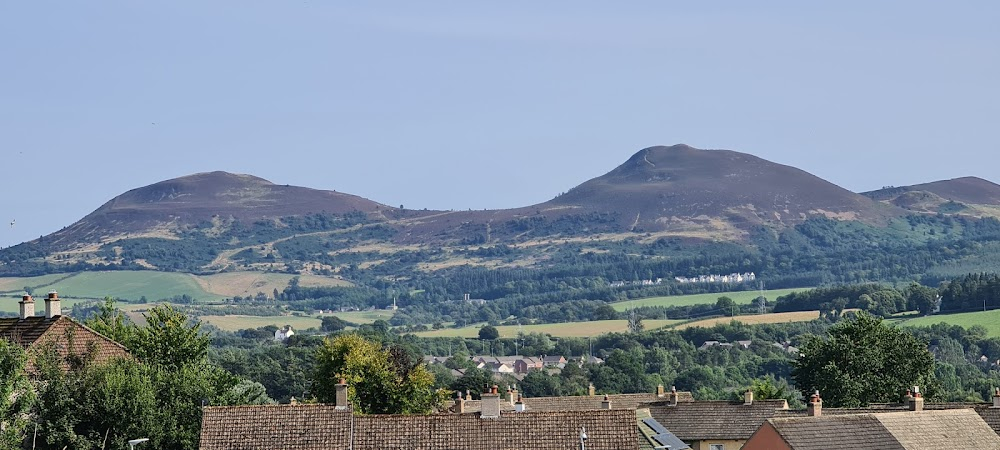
[460,392,695,413]
[199,404,639,450]
[0,316,131,366]
[760,409,1000,450]
[646,399,790,441]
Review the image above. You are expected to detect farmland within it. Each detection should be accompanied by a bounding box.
[410,319,681,339]
[611,287,810,311]
[0,270,350,304]
[897,309,1000,337]
[200,309,396,332]
[668,310,824,330]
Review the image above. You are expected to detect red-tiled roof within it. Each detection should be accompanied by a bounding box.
[0,316,131,366]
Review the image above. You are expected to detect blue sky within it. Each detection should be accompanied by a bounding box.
[1,1,997,247]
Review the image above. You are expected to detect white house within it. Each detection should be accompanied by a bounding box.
[274,325,295,341]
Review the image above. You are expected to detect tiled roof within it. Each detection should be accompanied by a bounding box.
[199,404,353,450]
[354,409,637,450]
[636,408,690,450]
[762,414,904,450]
[775,402,1000,437]
[761,409,1000,450]
[0,316,131,366]
[646,399,790,441]
[877,409,1000,448]
[199,404,638,450]
[460,392,695,413]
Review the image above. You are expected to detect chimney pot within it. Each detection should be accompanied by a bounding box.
[909,386,924,411]
[669,386,678,406]
[807,390,823,417]
[455,391,466,413]
[44,290,60,319]
[18,294,34,320]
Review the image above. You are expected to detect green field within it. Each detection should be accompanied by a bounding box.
[0,271,350,304]
[200,310,395,332]
[898,309,1000,337]
[201,315,323,332]
[327,310,396,325]
[611,288,809,311]
[411,319,680,338]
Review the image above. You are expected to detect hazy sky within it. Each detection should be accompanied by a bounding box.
[2,1,997,247]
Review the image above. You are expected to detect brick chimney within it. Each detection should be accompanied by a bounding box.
[807,390,822,417]
[18,294,34,320]
[656,384,665,397]
[44,291,60,319]
[507,386,517,405]
[335,378,349,409]
[601,394,611,410]
[455,391,466,413]
[588,383,596,396]
[669,386,678,407]
[481,385,501,419]
[909,386,923,411]
[992,388,1000,409]
[744,388,754,405]
[514,394,525,413]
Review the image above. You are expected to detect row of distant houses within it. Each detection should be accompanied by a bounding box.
[425,354,605,376]
[676,272,757,284]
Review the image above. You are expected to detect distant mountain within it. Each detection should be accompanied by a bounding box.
[4,145,956,274]
[46,171,407,247]
[863,177,1000,216]
[543,145,901,231]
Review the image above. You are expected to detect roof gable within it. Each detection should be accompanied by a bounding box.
[0,316,131,365]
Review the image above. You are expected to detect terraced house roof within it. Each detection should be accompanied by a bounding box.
[0,316,131,365]
[199,404,639,450]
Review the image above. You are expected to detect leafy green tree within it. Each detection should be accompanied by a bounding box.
[321,315,350,332]
[478,325,500,341]
[521,370,562,397]
[716,296,736,316]
[313,334,446,414]
[906,284,939,315]
[0,340,34,448]
[133,304,210,368]
[86,297,135,346]
[792,312,936,407]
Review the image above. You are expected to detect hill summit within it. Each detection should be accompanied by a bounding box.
[543,145,898,231]
[51,171,392,245]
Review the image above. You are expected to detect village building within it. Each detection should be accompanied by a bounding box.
[274,325,294,341]
[0,292,131,367]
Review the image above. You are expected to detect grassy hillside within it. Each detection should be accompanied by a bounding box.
[0,271,350,304]
[411,319,680,339]
[898,310,1000,337]
[611,288,809,311]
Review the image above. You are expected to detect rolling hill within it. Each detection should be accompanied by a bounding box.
[1,145,993,279]
[863,177,1000,216]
